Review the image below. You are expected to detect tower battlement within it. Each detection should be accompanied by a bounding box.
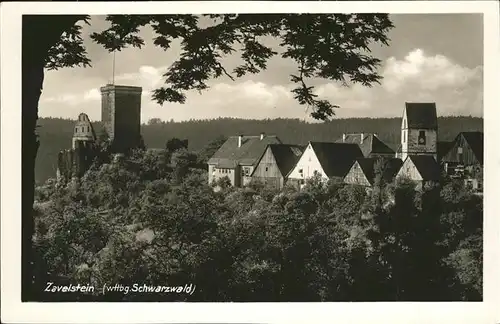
[100,84,143,153]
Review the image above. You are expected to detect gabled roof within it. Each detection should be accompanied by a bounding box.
[253,144,306,177]
[309,142,364,178]
[460,131,483,164]
[437,141,454,161]
[336,133,395,157]
[407,155,441,181]
[355,158,376,184]
[208,135,282,168]
[404,102,438,129]
[352,157,403,185]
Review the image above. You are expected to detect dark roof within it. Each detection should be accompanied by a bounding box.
[208,135,282,168]
[356,158,376,184]
[353,157,403,185]
[437,141,454,160]
[460,132,483,164]
[408,155,441,181]
[404,102,438,129]
[310,142,364,178]
[337,133,395,157]
[253,144,305,177]
[385,158,404,179]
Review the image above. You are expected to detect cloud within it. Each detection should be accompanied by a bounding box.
[40,65,168,105]
[382,48,482,93]
[83,88,100,101]
[212,81,293,106]
[39,48,482,122]
[312,48,482,117]
[115,65,168,89]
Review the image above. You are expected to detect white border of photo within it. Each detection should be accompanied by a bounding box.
[1,1,499,323]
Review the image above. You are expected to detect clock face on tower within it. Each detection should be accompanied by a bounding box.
[418,130,426,145]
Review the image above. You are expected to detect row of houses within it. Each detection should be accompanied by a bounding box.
[207,103,483,191]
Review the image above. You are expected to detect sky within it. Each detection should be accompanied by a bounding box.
[39,14,483,123]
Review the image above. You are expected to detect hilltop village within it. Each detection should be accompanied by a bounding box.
[57,83,484,193]
[208,102,483,192]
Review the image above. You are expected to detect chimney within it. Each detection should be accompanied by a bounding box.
[342,133,346,142]
[238,135,243,148]
[360,133,364,144]
[260,132,265,140]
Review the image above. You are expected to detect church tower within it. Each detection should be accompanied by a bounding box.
[400,102,438,161]
[100,84,143,153]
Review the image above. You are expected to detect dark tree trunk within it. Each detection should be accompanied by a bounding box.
[22,15,81,301]
[21,56,44,301]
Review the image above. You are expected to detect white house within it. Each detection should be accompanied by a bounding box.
[396,155,441,188]
[287,141,364,188]
[207,134,281,187]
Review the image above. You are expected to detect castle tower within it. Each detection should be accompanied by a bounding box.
[72,113,96,149]
[100,84,142,153]
[400,102,438,161]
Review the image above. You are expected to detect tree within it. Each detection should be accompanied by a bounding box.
[197,135,228,165]
[148,117,163,125]
[33,145,482,301]
[23,13,393,300]
[166,137,189,153]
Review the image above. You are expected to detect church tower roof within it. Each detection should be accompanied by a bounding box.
[404,102,438,129]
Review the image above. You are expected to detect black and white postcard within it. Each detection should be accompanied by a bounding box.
[1,1,499,323]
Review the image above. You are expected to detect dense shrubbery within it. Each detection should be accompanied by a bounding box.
[33,144,483,302]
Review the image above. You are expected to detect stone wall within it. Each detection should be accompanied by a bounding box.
[57,144,97,182]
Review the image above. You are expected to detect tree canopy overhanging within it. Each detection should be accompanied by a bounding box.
[46,14,393,120]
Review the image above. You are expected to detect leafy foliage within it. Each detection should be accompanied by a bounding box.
[45,16,92,70]
[27,14,481,302]
[85,14,393,120]
[33,142,483,302]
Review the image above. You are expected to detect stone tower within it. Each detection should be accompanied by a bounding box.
[100,84,142,153]
[72,113,96,149]
[400,102,438,161]
[57,112,98,183]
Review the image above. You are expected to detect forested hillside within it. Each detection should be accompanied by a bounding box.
[35,116,483,184]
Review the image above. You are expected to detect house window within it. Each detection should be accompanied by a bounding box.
[403,119,406,129]
[403,131,406,143]
[458,147,463,163]
[299,168,303,174]
[243,167,250,176]
[418,130,426,145]
[265,167,269,172]
[75,127,78,133]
